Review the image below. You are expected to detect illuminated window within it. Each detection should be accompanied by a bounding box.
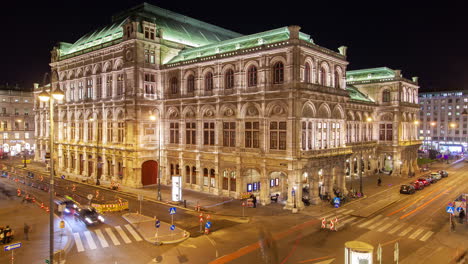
[230,171,236,191]
[86,78,93,99]
[273,62,284,84]
[96,77,102,98]
[87,120,93,141]
[106,75,112,97]
[117,74,124,96]
[247,66,257,87]
[223,171,229,190]
[106,114,113,143]
[205,72,213,91]
[78,81,84,100]
[144,73,156,95]
[225,69,234,89]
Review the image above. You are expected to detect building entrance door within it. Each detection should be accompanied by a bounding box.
[142,160,158,186]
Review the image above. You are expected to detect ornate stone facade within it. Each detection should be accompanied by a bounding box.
[34,3,421,209]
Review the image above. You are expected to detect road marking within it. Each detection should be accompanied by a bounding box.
[419,231,434,242]
[337,208,354,214]
[105,227,121,246]
[115,225,132,244]
[400,186,454,219]
[387,185,445,216]
[84,231,97,250]
[358,215,383,228]
[94,229,109,248]
[387,223,405,235]
[398,226,413,237]
[341,216,357,225]
[368,217,389,230]
[408,228,425,240]
[377,219,397,232]
[125,224,143,241]
[73,233,85,252]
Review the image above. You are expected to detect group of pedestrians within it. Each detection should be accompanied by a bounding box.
[0,225,14,244]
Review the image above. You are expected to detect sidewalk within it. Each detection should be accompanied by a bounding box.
[122,213,190,245]
[0,181,73,264]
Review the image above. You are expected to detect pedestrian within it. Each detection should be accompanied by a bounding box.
[252,195,257,208]
[389,170,393,175]
[23,223,30,241]
[4,225,12,244]
[377,178,382,186]
[459,208,466,224]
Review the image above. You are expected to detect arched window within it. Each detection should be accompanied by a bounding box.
[335,70,341,89]
[304,63,311,83]
[320,66,327,86]
[187,75,195,93]
[170,77,178,94]
[205,72,213,91]
[225,69,234,89]
[382,90,391,102]
[273,62,284,84]
[247,66,257,87]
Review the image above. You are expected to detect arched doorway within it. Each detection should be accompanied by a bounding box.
[142,160,158,186]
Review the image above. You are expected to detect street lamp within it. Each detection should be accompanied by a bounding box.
[39,84,64,264]
[150,114,162,201]
[430,121,436,150]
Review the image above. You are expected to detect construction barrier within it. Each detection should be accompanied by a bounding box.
[91,199,129,213]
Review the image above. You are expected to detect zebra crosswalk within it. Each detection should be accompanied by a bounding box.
[317,211,435,242]
[73,225,143,252]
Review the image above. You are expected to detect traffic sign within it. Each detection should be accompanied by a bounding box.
[169,207,176,215]
[4,242,22,251]
[291,189,296,196]
[333,197,341,204]
[138,194,144,201]
[205,221,212,229]
[170,225,175,231]
[155,220,160,228]
[446,206,455,214]
[334,203,339,208]
[60,220,65,229]
[58,204,66,212]
[87,194,93,200]
[457,207,463,213]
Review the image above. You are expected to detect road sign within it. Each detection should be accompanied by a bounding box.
[448,202,454,207]
[58,204,66,212]
[169,207,176,215]
[60,220,65,229]
[446,206,455,214]
[457,207,463,213]
[155,220,160,228]
[170,225,175,231]
[138,194,144,201]
[291,189,296,196]
[4,242,22,251]
[205,221,212,229]
[87,194,93,200]
[334,203,339,208]
[333,197,341,204]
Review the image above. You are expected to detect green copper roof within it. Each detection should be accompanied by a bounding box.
[346,67,396,82]
[167,27,313,64]
[346,85,375,103]
[58,3,242,58]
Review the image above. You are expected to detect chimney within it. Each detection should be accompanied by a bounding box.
[338,46,348,56]
[412,76,419,83]
[394,69,402,77]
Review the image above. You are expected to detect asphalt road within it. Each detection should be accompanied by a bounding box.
[1,161,466,264]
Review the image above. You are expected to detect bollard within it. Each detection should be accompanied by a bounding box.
[184,200,187,208]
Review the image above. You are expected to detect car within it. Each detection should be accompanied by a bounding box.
[439,170,449,178]
[430,172,442,181]
[410,181,425,190]
[400,184,416,194]
[54,197,78,214]
[417,178,430,186]
[75,206,105,226]
[423,175,434,184]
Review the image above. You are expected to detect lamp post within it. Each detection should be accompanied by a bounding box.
[39,84,64,264]
[150,114,162,201]
[430,121,436,151]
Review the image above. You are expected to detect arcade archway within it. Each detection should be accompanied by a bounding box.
[142,160,158,186]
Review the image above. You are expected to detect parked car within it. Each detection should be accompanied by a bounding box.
[422,175,434,184]
[400,184,416,194]
[417,178,430,186]
[438,170,449,178]
[430,172,442,181]
[75,206,105,226]
[410,181,425,190]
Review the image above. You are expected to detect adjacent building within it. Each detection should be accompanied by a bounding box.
[418,90,468,152]
[0,84,35,158]
[34,3,421,208]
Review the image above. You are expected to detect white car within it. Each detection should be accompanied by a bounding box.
[430,172,442,181]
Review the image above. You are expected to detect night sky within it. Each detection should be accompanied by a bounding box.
[2,0,467,92]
